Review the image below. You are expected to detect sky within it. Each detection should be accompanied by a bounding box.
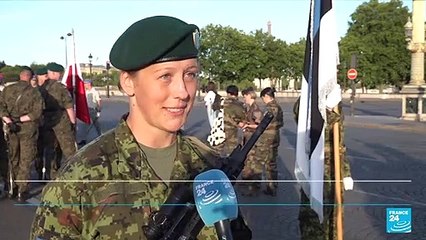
[0,0,413,67]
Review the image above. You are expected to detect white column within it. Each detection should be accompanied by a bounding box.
[409,0,425,85]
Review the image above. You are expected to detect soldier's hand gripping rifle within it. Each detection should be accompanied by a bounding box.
[143,111,274,240]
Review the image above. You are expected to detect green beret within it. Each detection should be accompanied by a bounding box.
[46,62,65,72]
[35,67,48,75]
[21,66,34,76]
[109,15,200,71]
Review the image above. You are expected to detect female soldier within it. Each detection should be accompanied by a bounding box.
[259,87,283,196]
[240,88,263,196]
[30,16,250,240]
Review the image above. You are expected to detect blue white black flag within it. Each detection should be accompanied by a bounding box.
[294,0,341,222]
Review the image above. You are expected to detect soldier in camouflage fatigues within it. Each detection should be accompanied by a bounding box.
[217,85,246,156]
[34,67,63,180]
[240,88,263,195]
[0,67,43,200]
[0,86,8,199]
[293,96,352,240]
[259,87,283,196]
[41,63,77,175]
[30,16,251,240]
[30,118,224,239]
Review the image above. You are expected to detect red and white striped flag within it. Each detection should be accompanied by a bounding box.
[62,63,90,124]
[61,29,91,124]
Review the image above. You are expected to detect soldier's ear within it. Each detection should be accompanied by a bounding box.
[119,71,135,97]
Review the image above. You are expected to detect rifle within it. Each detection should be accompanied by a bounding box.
[143,111,274,240]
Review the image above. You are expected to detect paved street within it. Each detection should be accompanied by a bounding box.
[1,96,425,240]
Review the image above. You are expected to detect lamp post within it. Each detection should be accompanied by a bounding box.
[106,61,111,98]
[402,0,426,122]
[60,32,72,67]
[88,53,93,78]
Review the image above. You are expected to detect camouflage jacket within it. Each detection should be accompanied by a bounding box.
[244,102,263,133]
[223,96,245,139]
[40,79,74,128]
[30,118,222,240]
[0,80,43,132]
[259,100,283,147]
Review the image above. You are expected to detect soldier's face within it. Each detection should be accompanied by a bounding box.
[243,94,251,104]
[123,58,199,132]
[47,71,61,80]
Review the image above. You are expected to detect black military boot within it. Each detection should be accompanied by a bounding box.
[16,191,29,203]
[263,185,277,197]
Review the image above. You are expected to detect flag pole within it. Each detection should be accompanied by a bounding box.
[333,105,343,240]
[71,28,76,95]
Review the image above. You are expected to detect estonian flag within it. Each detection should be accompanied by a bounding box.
[294,0,341,222]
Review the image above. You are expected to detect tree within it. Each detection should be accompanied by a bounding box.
[286,38,306,90]
[200,24,253,87]
[0,61,6,70]
[0,65,21,82]
[339,0,410,92]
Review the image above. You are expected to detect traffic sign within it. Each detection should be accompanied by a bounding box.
[347,68,358,80]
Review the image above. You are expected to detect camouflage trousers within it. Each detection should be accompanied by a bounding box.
[35,128,63,180]
[241,132,263,191]
[298,189,343,240]
[7,129,38,193]
[52,115,77,162]
[215,130,242,157]
[262,145,278,191]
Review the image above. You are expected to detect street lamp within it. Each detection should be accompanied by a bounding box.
[106,61,111,98]
[88,53,93,77]
[401,0,426,122]
[60,32,72,67]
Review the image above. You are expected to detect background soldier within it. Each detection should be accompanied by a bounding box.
[293,95,353,240]
[34,67,62,180]
[0,67,43,201]
[40,63,77,178]
[0,78,8,199]
[259,87,284,196]
[219,84,246,156]
[240,88,263,196]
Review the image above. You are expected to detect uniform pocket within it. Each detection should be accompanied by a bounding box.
[89,182,152,239]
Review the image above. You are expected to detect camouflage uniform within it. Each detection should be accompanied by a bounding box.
[35,83,63,180]
[0,90,8,196]
[30,118,251,240]
[258,100,283,194]
[0,80,43,194]
[40,79,76,166]
[241,102,263,193]
[293,98,352,240]
[218,96,245,156]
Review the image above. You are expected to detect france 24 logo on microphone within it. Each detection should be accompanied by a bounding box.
[193,169,238,226]
[386,208,411,234]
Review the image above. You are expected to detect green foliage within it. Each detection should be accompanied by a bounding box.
[339,0,410,92]
[199,25,302,90]
[0,61,6,70]
[82,70,119,87]
[0,65,21,82]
